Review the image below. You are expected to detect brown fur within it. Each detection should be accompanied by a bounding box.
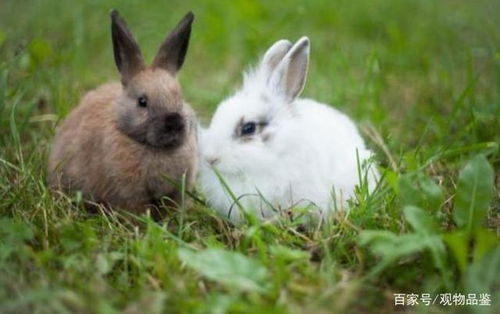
[48,11,197,216]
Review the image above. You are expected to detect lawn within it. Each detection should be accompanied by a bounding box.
[0,0,499,313]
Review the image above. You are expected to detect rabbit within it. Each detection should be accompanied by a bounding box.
[48,10,198,218]
[199,37,378,223]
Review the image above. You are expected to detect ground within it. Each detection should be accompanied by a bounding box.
[0,0,498,313]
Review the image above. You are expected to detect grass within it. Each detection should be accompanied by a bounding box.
[0,0,499,313]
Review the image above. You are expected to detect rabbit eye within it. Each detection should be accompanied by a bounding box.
[137,96,148,108]
[241,122,256,136]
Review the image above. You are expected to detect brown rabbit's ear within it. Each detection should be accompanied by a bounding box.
[153,12,194,74]
[110,10,145,84]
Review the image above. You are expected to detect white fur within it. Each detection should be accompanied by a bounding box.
[199,37,378,222]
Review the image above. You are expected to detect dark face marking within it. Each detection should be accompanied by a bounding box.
[233,116,269,142]
[261,132,272,142]
[147,112,186,148]
[118,110,186,149]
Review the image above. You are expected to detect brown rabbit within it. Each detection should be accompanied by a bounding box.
[48,10,198,217]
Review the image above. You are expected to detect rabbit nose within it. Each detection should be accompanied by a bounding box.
[206,156,220,166]
[164,113,184,133]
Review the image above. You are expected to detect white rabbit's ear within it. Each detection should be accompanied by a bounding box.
[244,40,292,89]
[261,39,293,75]
[268,37,310,103]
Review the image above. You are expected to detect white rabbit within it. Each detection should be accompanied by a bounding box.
[199,37,378,222]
